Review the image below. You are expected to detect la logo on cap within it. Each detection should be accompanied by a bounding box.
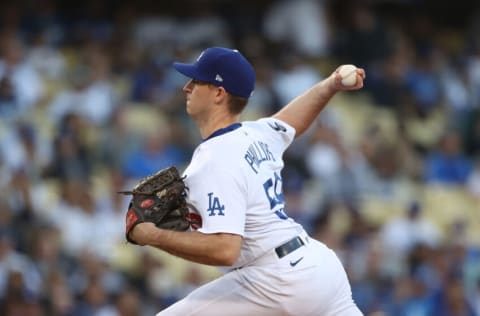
[215,74,223,82]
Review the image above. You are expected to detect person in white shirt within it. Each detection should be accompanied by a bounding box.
[128,47,365,315]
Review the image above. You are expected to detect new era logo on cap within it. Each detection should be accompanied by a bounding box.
[173,47,256,98]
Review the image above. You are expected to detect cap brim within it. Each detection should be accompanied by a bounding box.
[173,62,200,79]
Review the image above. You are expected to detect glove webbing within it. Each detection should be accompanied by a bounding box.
[118,167,184,195]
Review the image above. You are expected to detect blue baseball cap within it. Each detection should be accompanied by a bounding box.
[173,47,255,98]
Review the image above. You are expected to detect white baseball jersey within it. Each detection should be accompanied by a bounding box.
[160,117,363,315]
[183,117,303,268]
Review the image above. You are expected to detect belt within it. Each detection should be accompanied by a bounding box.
[230,233,310,270]
[275,236,305,258]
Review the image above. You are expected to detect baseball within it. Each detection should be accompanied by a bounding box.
[338,64,358,86]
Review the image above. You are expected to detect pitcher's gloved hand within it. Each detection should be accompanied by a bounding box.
[120,166,190,244]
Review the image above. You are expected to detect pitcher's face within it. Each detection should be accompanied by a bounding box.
[183,79,216,118]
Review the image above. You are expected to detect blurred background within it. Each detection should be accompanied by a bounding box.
[0,0,479,315]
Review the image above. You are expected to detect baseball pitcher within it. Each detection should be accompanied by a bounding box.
[125,47,365,315]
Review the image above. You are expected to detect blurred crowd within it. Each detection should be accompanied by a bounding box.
[0,0,479,315]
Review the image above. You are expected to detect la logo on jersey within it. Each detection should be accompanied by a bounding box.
[207,192,225,216]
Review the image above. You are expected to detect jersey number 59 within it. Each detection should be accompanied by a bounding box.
[263,172,288,220]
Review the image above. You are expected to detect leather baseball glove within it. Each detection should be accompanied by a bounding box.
[120,166,190,244]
